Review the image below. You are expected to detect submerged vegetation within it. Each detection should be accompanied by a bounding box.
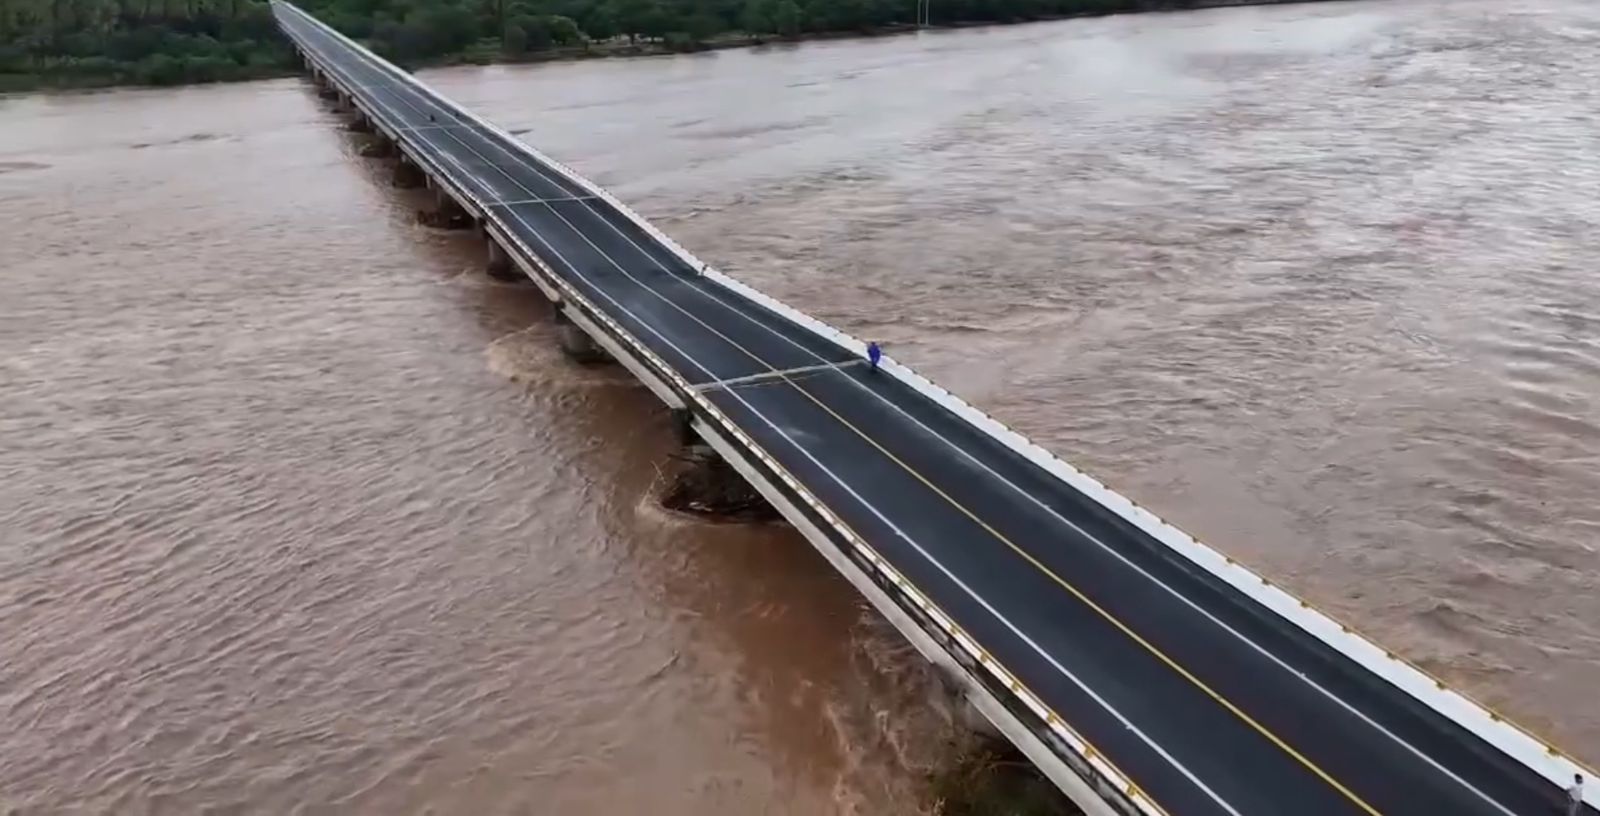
[3,0,1302,92]
[928,738,1076,816]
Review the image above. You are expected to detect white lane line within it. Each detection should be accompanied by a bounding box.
[315,16,1519,812]
[291,12,1600,809]
[630,223,1520,816]
[396,121,1241,816]
[395,124,473,132]
[297,31,521,207]
[489,195,600,206]
[311,46,597,204]
[433,98,1393,805]
[704,391,1249,816]
[380,22,1514,799]
[286,23,1238,814]
[432,149,507,205]
[666,272,1519,816]
[695,360,865,392]
[371,91,1248,816]
[285,33,501,205]
[316,78,381,92]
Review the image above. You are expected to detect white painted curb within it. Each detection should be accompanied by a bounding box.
[274,4,1596,807]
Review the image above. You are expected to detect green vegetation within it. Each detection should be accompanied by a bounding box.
[319,0,1230,65]
[1,0,1254,91]
[0,0,294,90]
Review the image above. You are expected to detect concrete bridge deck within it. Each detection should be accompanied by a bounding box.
[271,4,1595,813]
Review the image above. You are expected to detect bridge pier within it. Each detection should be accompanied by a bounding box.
[485,237,520,281]
[659,411,775,520]
[359,134,395,158]
[552,306,610,364]
[391,156,425,189]
[417,188,471,229]
[671,408,697,449]
[345,114,374,134]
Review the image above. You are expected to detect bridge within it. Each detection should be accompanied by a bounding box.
[271,5,1595,814]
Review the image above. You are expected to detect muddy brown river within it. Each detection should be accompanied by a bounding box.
[4,0,1599,811]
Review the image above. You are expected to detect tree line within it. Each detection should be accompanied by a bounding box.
[1,0,1238,90]
[0,0,290,88]
[307,0,1204,62]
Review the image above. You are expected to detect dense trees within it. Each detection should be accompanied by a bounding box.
[0,0,292,89]
[1,0,1239,90]
[304,0,1224,61]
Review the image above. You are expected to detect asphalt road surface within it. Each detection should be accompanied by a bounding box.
[273,5,1589,813]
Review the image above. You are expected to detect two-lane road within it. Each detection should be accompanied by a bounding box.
[274,5,1592,813]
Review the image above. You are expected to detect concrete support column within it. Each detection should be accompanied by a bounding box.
[486,237,519,281]
[658,430,773,520]
[417,188,470,229]
[391,156,425,189]
[670,408,698,449]
[553,306,609,364]
[345,114,374,134]
[359,135,396,158]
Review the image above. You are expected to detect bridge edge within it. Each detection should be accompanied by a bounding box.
[272,2,1597,802]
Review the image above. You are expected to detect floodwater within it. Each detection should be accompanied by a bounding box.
[4,0,1600,811]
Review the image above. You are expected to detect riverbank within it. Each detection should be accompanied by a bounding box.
[0,2,295,94]
[368,0,1348,70]
[474,0,1344,66]
[1,0,1346,94]
[0,64,297,94]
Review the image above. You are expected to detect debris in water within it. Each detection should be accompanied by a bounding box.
[659,449,777,522]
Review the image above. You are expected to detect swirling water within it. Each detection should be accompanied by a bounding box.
[3,0,1599,811]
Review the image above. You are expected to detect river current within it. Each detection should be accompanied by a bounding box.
[3,0,1599,811]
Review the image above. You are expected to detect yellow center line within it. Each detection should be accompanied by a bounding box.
[769,370,1383,816]
[616,285,1380,813]
[330,50,1375,806]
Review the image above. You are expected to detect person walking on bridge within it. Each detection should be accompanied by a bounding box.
[1569,773,1586,816]
[866,341,882,372]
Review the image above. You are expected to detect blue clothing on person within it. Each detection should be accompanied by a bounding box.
[866,341,882,371]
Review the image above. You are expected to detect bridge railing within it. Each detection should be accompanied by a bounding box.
[273,3,1597,805]
[274,8,1171,812]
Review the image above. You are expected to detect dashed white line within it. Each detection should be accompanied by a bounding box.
[695,360,865,392]
[489,195,600,206]
[281,14,1241,813]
